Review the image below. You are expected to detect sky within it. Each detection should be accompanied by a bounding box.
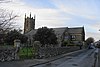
[0,0,100,41]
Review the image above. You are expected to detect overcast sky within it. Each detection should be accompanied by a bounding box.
[0,0,100,41]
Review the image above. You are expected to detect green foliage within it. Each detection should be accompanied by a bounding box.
[62,41,67,47]
[34,27,57,46]
[0,34,5,44]
[67,44,76,46]
[85,37,94,45]
[18,47,34,59]
[4,29,28,45]
[62,39,71,47]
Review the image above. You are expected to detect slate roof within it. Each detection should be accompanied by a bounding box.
[25,29,37,36]
[52,27,66,36]
[25,27,84,37]
[68,27,84,34]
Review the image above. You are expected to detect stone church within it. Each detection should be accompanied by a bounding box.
[24,13,85,47]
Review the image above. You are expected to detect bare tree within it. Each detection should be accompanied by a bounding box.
[0,11,18,33]
[0,0,11,3]
[0,0,18,33]
[0,0,19,44]
[0,9,18,44]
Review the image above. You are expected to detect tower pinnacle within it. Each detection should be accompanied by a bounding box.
[25,13,26,18]
[34,14,36,19]
[30,12,31,18]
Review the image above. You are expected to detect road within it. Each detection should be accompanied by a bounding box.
[31,49,95,67]
[0,49,96,67]
[0,59,44,67]
[98,48,100,67]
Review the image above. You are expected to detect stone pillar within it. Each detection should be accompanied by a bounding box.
[33,41,41,58]
[14,39,21,48]
[14,39,21,60]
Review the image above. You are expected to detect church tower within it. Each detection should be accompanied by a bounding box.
[24,13,35,34]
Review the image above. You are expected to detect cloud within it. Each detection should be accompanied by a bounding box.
[86,16,97,19]
[1,0,100,41]
[86,32,100,41]
[88,22,100,32]
[0,0,72,29]
[51,0,100,20]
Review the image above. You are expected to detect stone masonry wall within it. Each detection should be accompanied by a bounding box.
[38,46,80,58]
[0,46,17,62]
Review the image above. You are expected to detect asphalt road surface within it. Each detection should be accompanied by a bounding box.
[32,49,95,67]
[98,48,100,67]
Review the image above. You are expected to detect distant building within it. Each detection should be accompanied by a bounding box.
[24,13,85,47]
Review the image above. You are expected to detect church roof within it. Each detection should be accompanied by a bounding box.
[68,27,84,34]
[25,29,37,36]
[53,27,66,36]
[25,27,84,37]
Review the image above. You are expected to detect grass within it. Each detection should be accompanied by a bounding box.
[0,45,35,59]
[18,47,34,59]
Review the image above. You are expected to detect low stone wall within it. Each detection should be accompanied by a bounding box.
[38,46,80,58]
[0,46,17,62]
[0,46,80,61]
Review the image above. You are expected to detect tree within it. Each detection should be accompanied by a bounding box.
[85,37,94,45]
[33,27,57,47]
[0,0,19,45]
[0,11,18,32]
[0,0,11,3]
[0,11,18,44]
[0,0,18,32]
[4,29,28,45]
